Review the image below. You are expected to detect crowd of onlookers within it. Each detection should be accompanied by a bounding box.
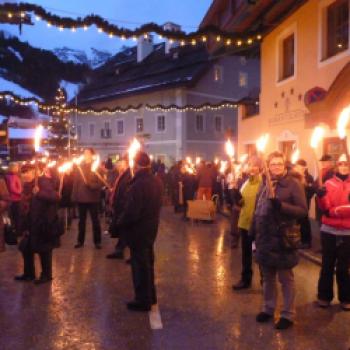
[0,149,349,324]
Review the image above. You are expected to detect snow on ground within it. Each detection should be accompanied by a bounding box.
[60,80,81,101]
[0,76,42,100]
[7,47,23,61]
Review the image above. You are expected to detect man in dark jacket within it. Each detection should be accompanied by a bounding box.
[117,151,163,312]
[253,151,307,330]
[107,157,131,259]
[71,148,104,249]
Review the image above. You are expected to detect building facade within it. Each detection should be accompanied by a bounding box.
[75,33,259,165]
[203,0,350,169]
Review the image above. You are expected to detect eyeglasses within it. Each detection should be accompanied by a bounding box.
[269,163,284,167]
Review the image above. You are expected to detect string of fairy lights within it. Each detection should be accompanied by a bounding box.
[0,91,258,115]
[0,2,263,48]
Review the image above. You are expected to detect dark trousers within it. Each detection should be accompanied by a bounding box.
[77,203,101,245]
[9,201,21,235]
[230,207,241,245]
[318,232,350,303]
[22,245,52,279]
[130,245,157,306]
[115,235,127,253]
[298,216,312,244]
[240,228,253,283]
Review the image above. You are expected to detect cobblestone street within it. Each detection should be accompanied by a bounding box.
[0,208,349,350]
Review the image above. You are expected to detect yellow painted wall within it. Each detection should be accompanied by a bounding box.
[238,0,350,174]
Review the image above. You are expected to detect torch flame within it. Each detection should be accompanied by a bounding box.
[291,149,300,164]
[219,160,228,174]
[256,134,269,153]
[225,139,235,159]
[185,164,194,174]
[337,106,350,140]
[186,156,192,165]
[214,157,219,165]
[310,126,325,149]
[34,125,44,152]
[195,156,201,165]
[48,160,57,168]
[239,154,248,163]
[128,138,141,169]
[91,154,100,172]
[58,161,73,173]
[73,155,84,165]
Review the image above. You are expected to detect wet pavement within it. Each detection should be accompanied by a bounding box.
[0,207,349,350]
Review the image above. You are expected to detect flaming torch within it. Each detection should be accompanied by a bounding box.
[128,138,141,177]
[73,155,87,183]
[291,149,300,165]
[310,126,325,186]
[337,105,350,162]
[91,154,111,189]
[34,124,44,187]
[256,134,274,198]
[58,161,73,196]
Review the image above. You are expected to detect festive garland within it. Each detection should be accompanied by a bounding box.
[0,91,258,115]
[0,2,262,46]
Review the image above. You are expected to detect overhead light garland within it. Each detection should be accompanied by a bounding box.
[0,91,258,115]
[0,2,262,48]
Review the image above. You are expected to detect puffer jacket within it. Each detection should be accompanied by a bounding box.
[252,173,307,269]
[317,175,350,230]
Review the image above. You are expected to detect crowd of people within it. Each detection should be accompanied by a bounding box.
[0,147,349,328]
[168,151,350,329]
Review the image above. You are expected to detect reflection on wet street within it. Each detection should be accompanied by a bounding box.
[0,207,349,350]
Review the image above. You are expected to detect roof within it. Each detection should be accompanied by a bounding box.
[77,43,212,104]
[201,0,308,47]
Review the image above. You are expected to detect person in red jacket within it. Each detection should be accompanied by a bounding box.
[316,153,350,311]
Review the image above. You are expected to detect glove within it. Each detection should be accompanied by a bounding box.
[316,187,327,198]
[269,198,282,211]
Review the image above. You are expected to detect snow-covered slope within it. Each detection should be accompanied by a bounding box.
[0,76,42,100]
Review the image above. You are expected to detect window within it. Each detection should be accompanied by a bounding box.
[104,121,110,130]
[326,0,349,58]
[101,120,111,138]
[136,118,144,133]
[279,141,296,161]
[157,115,166,132]
[195,114,205,132]
[89,123,95,137]
[281,34,295,80]
[323,137,347,160]
[117,120,124,135]
[77,125,82,139]
[242,102,260,119]
[214,116,223,132]
[214,65,223,82]
[239,72,248,87]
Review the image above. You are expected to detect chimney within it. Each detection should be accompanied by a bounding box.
[137,34,154,63]
[163,22,181,54]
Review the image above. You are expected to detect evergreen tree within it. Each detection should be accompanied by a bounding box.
[46,88,75,157]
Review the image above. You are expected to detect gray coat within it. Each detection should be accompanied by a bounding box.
[252,173,307,269]
[71,162,103,204]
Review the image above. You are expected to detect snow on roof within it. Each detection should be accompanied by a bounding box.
[60,80,81,101]
[0,76,42,101]
[9,127,49,140]
[7,47,23,62]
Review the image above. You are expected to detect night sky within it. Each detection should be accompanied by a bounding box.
[0,0,213,55]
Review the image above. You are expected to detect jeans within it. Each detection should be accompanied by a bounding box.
[261,266,296,321]
[130,245,157,306]
[318,232,350,303]
[77,203,101,245]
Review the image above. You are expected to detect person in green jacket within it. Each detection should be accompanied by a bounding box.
[233,156,263,290]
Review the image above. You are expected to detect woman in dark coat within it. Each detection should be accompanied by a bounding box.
[15,164,60,284]
[252,151,307,330]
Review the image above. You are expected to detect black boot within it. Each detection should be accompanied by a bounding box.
[232,280,251,290]
[14,274,35,282]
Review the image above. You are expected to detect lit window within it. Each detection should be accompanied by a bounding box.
[196,115,205,132]
[136,118,143,133]
[157,115,166,132]
[239,72,248,87]
[214,65,223,82]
